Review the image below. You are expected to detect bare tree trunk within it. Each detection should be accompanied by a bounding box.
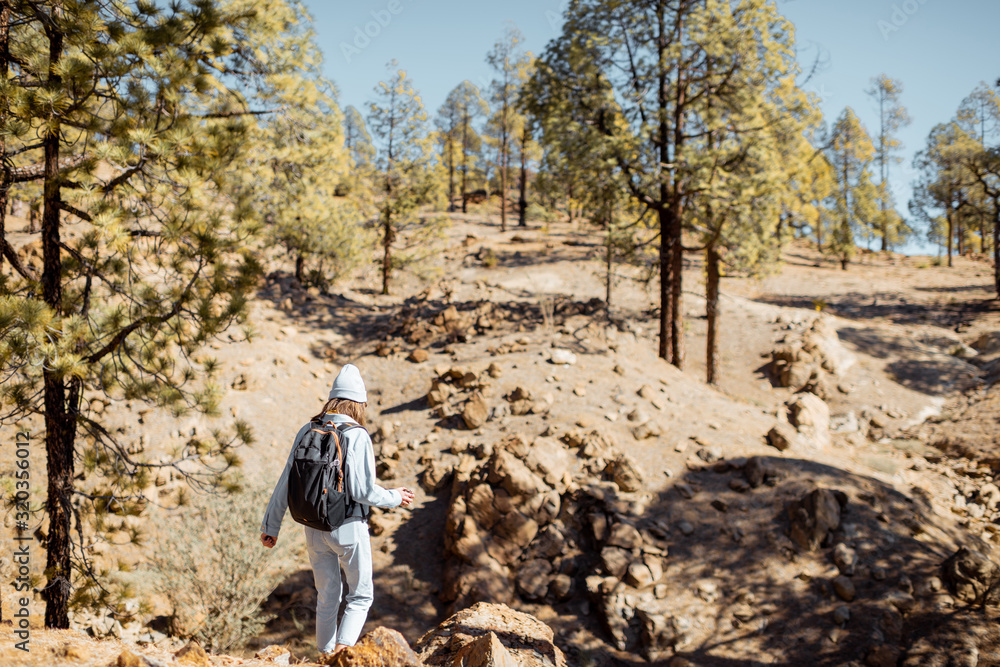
[706,243,720,385]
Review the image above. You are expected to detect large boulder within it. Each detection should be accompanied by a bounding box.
[416,602,567,667]
[770,317,856,391]
[787,488,847,550]
[328,628,423,667]
[787,392,831,449]
[941,547,1000,605]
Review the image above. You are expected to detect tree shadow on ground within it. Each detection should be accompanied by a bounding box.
[543,455,977,667]
[754,292,998,330]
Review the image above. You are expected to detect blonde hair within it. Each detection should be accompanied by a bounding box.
[312,398,367,427]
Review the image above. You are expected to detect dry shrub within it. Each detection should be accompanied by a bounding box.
[147,484,296,652]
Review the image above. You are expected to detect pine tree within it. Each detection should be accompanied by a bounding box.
[957,83,1000,256]
[486,25,529,232]
[437,82,488,213]
[865,75,912,251]
[911,122,979,268]
[344,105,376,171]
[0,0,321,626]
[526,0,805,368]
[368,61,438,295]
[828,108,879,269]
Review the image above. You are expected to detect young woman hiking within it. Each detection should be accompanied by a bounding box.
[260,364,414,659]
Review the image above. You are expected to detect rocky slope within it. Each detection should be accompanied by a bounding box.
[4,213,1000,666]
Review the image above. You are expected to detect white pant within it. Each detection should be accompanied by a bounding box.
[304,520,373,652]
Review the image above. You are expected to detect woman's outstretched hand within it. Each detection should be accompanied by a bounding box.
[394,488,415,507]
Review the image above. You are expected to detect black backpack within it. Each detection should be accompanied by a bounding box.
[287,421,366,530]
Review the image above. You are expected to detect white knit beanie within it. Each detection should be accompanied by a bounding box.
[328,364,367,403]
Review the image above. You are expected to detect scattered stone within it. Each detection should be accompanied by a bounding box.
[678,521,695,536]
[255,645,292,665]
[830,411,860,434]
[408,349,430,363]
[744,457,768,488]
[517,559,554,600]
[833,543,857,576]
[638,385,656,399]
[865,644,902,667]
[632,421,664,440]
[788,392,831,449]
[832,605,850,625]
[729,478,751,493]
[573,385,587,397]
[628,408,650,423]
[174,641,210,667]
[420,460,453,494]
[605,454,644,492]
[115,650,164,667]
[787,488,847,551]
[487,362,503,378]
[767,423,800,451]
[613,364,626,375]
[980,483,1000,510]
[833,575,856,602]
[462,392,490,429]
[549,349,578,365]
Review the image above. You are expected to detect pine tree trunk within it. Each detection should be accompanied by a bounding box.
[499,139,508,232]
[461,116,469,214]
[657,206,672,361]
[40,18,73,630]
[605,210,613,319]
[567,180,573,225]
[0,1,8,276]
[517,137,527,227]
[447,137,455,212]
[993,205,999,298]
[946,199,954,268]
[706,244,720,385]
[669,203,684,369]
[294,253,304,283]
[382,203,392,295]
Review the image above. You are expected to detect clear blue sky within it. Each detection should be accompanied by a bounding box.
[300,0,1000,253]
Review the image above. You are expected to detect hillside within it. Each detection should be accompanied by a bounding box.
[3,211,1000,666]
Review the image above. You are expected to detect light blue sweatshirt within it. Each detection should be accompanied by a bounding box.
[260,413,401,537]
